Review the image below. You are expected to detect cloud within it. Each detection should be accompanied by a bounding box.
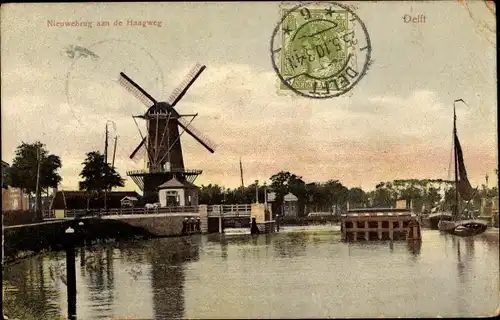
[2,61,497,192]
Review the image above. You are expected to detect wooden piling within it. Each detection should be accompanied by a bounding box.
[65,227,77,320]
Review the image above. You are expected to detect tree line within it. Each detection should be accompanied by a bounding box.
[199,172,498,217]
[2,141,497,219]
[2,141,124,217]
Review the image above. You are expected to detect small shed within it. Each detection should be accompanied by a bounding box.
[50,190,141,218]
[267,192,299,217]
[120,196,138,208]
[283,192,299,217]
[157,177,199,207]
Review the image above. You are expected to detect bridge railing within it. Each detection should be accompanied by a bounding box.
[208,204,252,217]
[65,206,199,218]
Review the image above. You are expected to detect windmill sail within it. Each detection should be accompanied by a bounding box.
[454,132,474,201]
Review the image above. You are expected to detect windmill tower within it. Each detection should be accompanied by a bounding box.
[119,63,216,202]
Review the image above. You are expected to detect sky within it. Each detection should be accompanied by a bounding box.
[1,1,497,193]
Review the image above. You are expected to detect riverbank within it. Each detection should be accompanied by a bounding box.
[3,215,202,264]
[278,215,339,226]
[3,218,156,265]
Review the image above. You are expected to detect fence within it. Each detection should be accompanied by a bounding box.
[64,206,199,218]
[207,204,252,217]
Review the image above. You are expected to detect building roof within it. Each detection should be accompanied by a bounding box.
[348,208,411,213]
[267,192,276,202]
[1,160,9,168]
[157,177,199,189]
[266,192,298,202]
[121,196,138,202]
[50,190,142,210]
[284,193,298,202]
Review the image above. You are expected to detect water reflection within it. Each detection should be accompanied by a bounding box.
[406,240,422,256]
[149,236,201,319]
[3,254,63,319]
[3,229,499,319]
[273,232,308,258]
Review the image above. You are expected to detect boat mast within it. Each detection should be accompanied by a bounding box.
[453,102,459,220]
[240,158,245,190]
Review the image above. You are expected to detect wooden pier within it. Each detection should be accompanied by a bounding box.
[340,208,421,241]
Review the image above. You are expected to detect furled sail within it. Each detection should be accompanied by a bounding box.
[454,132,474,201]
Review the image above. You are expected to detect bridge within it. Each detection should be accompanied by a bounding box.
[207,204,252,218]
[63,204,252,218]
[61,204,269,234]
[64,206,202,218]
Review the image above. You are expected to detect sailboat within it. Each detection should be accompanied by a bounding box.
[437,100,488,237]
[427,206,453,230]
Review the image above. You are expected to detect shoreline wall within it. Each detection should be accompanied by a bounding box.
[3,214,198,262]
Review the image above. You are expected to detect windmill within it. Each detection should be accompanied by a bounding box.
[118,63,216,202]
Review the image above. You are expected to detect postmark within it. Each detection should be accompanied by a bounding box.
[459,0,495,47]
[64,38,164,110]
[271,1,372,99]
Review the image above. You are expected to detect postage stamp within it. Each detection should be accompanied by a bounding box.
[271,1,372,99]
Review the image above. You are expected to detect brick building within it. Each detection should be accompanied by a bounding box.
[2,160,29,211]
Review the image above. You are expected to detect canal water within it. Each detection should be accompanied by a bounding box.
[3,226,499,319]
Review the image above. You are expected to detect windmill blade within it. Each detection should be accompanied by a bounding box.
[130,137,146,159]
[176,117,217,153]
[118,72,157,107]
[167,64,206,107]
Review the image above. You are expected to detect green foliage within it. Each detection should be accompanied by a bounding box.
[348,187,368,208]
[78,151,124,196]
[9,141,62,194]
[198,182,267,205]
[196,171,497,215]
[269,171,293,213]
[2,162,11,189]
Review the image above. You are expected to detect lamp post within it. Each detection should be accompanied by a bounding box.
[263,182,269,221]
[255,180,259,203]
[65,226,77,320]
[263,182,267,204]
[35,145,42,221]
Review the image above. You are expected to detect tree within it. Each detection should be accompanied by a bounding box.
[270,171,292,215]
[369,182,396,208]
[2,163,11,189]
[79,151,124,208]
[288,175,307,216]
[305,182,325,212]
[323,179,349,211]
[40,154,62,194]
[199,184,223,205]
[348,187,368,209]
[9,141,62,213]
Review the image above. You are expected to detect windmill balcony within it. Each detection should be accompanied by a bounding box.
[127,168,202,175]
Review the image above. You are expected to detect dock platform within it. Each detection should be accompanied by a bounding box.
[340,208,421,241]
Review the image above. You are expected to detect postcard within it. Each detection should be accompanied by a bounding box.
[1,1,498,319]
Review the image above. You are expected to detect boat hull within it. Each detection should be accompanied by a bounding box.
[439,219,488,237]
[428,213,453,230]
